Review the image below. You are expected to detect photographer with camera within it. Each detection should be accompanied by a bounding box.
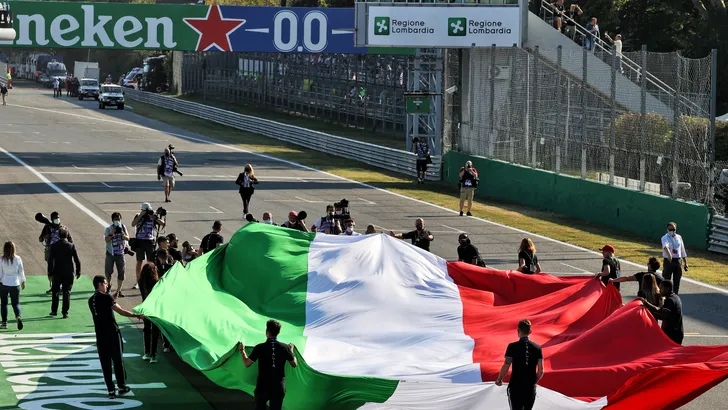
[281,211,309,232]
[390,218,434,252]
[104,213,130,298]
[47,228,81,318]
[458,161,479,217]
[311,205,342,235]
[38,211,72,295]
[157,146,179,203]
[131,203,166,289]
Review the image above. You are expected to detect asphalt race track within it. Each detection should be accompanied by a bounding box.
[0,85,726,409]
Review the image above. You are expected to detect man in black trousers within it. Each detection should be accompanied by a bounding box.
[47,228,80,318]
[88,276,143,398]
[239,320,298,410]
[496,319,544,410]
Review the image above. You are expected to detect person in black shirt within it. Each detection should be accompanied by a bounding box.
[517,238,541,274]
[88,276,143,398]
[165,234,183,261]
[390,218,434,252]
[154,249,174,277]
[639,280,684,345]
[200,221,224,254]
[47,228,81,318]
[551,0,566,32]
[457,233,485,267]
[596,244,620,290]
[239,320,298,410]
[496,319,544,410]
[611,257,663,296]
[138,264,161,363]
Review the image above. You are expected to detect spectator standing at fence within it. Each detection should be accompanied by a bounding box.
[235,164,258,217]
[0,241,25,330]
[413,137,430,184]
[604,33,624,73]
[661,222,688,294]
[459,161,479,216]
[551,0,566,32]
[518,238,542,274]
[585,17,599,52]
[596,244,620,290]
[564,4,583,40]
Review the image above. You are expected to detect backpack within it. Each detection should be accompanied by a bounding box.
[0,85,7,94]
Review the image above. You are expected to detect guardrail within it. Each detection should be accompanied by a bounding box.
[709,214,728,254]
[124,89,441,181]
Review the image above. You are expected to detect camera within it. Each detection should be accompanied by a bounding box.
[155,207,167,218]
[332,198,351,220]
[296,211,307,222]
[124,247,135,257]
[114,226,122,234]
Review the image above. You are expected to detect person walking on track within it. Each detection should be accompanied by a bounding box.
[235,164,258,217]
[47,228,80,319]
[0,241,25,330]
[661,222,688,294]
[88,275,143,399]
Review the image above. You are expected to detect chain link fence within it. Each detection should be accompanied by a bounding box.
[179,52,412,134]
[459,46,715,204]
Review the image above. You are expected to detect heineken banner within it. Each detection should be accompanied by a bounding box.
[1,1,366,53]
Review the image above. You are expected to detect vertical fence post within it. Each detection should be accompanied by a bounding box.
[532,46,540,167]
[671,55,681,199]
[555,46,563,174]
[509,45,516,163]
[639,45,647,192]
[709,48,718,205]
[609,43,617,185]
[488,44,496,158]
[581,46,587,179]
[524,51,531,165]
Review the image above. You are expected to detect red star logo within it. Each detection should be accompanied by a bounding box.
[184,5,245,52]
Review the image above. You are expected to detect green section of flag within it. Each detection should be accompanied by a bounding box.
[135,223,398,409]
[0,276,209,409]
[8,0,207,50]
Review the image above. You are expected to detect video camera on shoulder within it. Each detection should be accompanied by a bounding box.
[333,198,350,220]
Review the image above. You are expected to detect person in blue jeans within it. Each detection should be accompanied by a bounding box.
[0,241,26,330]
[585,17,599,51]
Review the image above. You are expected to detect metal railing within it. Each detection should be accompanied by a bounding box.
[124,89,441,180]
[538,0,707,117]
[709,214,728,254]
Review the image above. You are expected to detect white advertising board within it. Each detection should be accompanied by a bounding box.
[363,6,521,48]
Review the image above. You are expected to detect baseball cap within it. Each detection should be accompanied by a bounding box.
[288,211,298,218]
[141,202,152,211]
[600,244,615,253]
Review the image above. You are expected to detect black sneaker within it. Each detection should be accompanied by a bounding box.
[459,211,463,216]
[466,212,472,216]
[62,314,68,319]
[49,312,57,317]
[0,322,6,330]
[108,390,117,399]
[118,386,132,396]
[16,318,23,331]
[45,289,52,295]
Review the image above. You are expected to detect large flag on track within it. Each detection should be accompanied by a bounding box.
[134,223,728,410]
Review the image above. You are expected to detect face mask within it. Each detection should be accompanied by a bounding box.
[113,220,120,227]
[264,220,273,225]
[416,224,423,230]
[346,227,353,234]
[335,211,343,215]
[328,212,334,217]
[52,219,60,225]
[669,230,676,237]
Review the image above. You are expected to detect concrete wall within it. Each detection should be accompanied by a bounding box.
[444,151,709,250]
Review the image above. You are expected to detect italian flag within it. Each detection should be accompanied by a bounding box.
[135,224,728,410]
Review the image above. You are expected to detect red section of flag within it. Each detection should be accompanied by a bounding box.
[446,262,728,407]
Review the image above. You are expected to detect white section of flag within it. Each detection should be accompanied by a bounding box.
[302,233,482,383]
[359,381,608,410]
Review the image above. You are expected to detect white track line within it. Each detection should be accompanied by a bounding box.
[561,263,591,273]
[8,102,728,295]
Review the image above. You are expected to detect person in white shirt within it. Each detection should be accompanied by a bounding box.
[0,241,26,330]
[339,219,361,236]
[605,33,624,73]
[661,222,688,294]
[53,78,60,97]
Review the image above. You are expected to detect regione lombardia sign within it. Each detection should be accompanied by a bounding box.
[0,1,368,53]
[357,5,521,48]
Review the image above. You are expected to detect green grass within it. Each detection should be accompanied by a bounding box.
[173,94,406,150]
[128,100,728,286]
